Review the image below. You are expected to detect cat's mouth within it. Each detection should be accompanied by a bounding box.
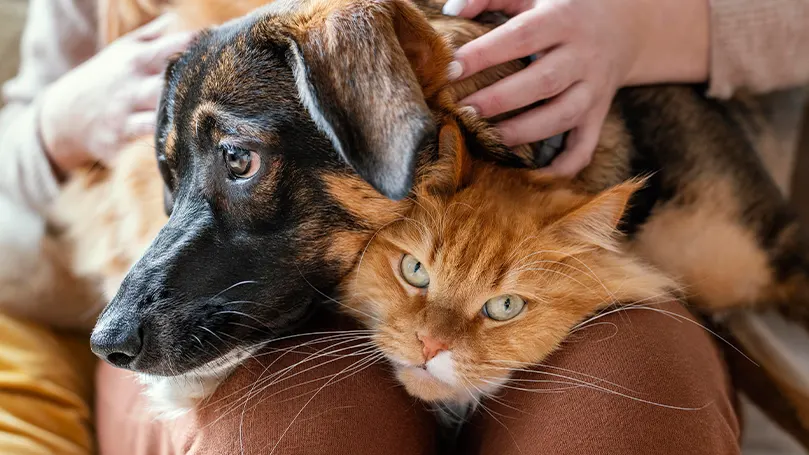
[391,351,468,402]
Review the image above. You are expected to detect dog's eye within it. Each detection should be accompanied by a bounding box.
[222,146,260,179]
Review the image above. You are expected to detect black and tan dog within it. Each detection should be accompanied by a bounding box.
[80,0,809,440]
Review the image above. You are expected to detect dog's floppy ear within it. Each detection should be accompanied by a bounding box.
[283,0,450,200]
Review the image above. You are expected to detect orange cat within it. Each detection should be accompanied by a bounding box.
[340,124,678,407]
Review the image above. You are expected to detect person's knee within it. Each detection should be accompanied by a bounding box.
[461,301,741,455]
[192,345,438,455]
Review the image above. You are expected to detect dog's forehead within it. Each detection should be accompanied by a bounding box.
[160,20,299,161]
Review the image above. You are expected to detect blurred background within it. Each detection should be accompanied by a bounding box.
[0,0,26,85]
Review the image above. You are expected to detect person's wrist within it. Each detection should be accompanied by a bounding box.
[624,0,710,87]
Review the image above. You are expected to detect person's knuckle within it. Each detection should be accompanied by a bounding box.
[486,93,508,116]
[547,4,575,36]
[507,17,535,52]
[536,67,562,96]
[575,148,593,168]
[469,47,493,73]
[559,103,582,126]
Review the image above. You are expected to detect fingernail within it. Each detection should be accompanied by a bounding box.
[458,105,479,117]
[442,0,467,16]
[447,61,464,81]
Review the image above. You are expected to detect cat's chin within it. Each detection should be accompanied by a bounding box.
[395,365,471,404]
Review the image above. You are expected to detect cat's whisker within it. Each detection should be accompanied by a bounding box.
[509,257,620,306]
[212,345,381,424]
[510,266,615,306]
[488,377,710,411]
[487,366,710,411]
[458,376,525,454]
[235,349,383,417]
[263,344,379,389]
[404,195,440,231]
[199,345,376,431]
[490,366,642,394]
[201,333,375,410]
[266,351,386,455]
[505,236,542,263]
[608,304,758,365]
[567,321,619,338]
[509,249,627,306]
[294,264,385,325]
[468,378,537,417]
[354,215,417,286]
[230,340,379,409]
[481,378,582,393]
[488,360,639,393]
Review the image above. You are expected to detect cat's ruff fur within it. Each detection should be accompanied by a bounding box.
[3,0,809,443]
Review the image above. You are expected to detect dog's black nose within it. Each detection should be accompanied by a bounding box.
[90,323,143,369]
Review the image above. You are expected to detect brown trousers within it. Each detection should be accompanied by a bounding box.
[95,302,741,455]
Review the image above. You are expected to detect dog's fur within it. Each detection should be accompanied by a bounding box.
[2,0,807,438]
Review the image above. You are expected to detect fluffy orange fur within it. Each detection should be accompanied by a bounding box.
[340,124,678,405]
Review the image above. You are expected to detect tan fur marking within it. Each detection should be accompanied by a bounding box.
[633,178,773,310]
[322,173,407,227]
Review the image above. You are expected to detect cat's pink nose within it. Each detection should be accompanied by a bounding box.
[418,333,448,362]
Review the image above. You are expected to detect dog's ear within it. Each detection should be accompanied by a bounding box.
[283,0,451,200]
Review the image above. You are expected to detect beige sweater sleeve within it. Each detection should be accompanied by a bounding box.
[0,0,97,213]
[709,0,809,99]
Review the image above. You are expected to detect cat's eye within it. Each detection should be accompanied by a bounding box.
[222,145,261,179]
[400,254,430,288]
[482,295,525,321]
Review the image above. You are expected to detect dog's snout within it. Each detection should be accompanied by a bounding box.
[90,322,144,369]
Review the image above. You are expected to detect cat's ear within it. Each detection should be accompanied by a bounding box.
[282,0,452,200]
[552,179,644,251]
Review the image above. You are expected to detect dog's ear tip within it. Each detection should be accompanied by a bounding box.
[357,155,416,200]
[373,173,414,200]
[356,116,432,200]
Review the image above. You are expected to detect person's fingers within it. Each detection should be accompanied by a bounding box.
[449,5,566,80]
[542,107,608,176]
[496,82,592,146]
[442,0,529,18]
[128,12,179,42]
[460,48,579,118]
[124,111,158,140]
[138,31,195,74]
[131,75,164,111]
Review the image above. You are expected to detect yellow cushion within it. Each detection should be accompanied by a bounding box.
[0,312,95,455]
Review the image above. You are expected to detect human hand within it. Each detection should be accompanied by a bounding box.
[443,0,709,176]
[40,13,194,175]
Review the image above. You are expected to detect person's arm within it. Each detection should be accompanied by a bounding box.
[0,0,98,213]
[709,0,809,99]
